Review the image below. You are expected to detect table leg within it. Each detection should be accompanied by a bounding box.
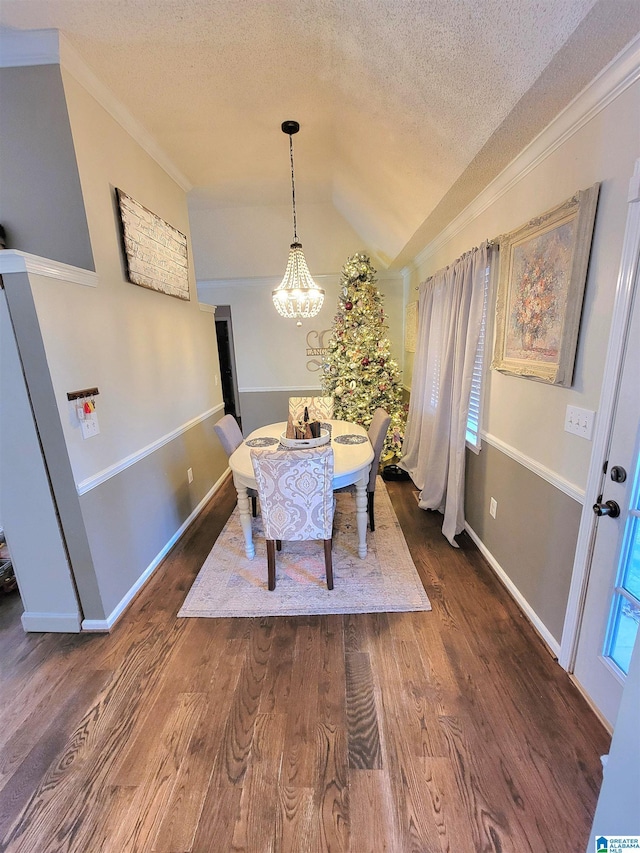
[355,475,368,558]
[236,484,255,559]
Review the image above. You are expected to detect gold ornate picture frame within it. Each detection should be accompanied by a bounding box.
[492,183,600,386]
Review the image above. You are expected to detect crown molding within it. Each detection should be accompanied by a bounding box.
[414,33,640,269]
[0,250,98,287]
[57,34,192,192]
[197,269,403,290]
[0,28,192,192]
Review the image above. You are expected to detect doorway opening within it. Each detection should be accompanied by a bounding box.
[215,306,242,430]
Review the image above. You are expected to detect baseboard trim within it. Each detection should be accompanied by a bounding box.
[21,611,82,633]
[81,469,230,632]
[464,522,561,660]
[239,386,322,394]
[77,403,224,495]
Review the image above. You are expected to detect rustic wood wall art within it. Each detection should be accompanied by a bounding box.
[116,189,190,301]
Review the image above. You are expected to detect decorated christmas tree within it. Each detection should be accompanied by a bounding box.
[321,253,405,460]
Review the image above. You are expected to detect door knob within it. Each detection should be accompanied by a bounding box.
[592,499,621,518]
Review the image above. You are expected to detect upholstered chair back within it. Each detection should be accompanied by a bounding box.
[250,446,334,542]
[213,414,244,457]
[367,408,391,492]
[288,396,334,423]
[214,413,259,516]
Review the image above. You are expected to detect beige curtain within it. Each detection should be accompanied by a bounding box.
[401,243,490,546]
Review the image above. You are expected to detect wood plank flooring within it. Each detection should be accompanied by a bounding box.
[0,476,609,852]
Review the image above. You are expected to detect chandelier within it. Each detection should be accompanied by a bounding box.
[272,120,324,325]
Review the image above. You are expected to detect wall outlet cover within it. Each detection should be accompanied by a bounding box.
[80,413,100,439]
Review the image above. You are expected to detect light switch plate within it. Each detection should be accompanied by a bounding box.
[565,405,595,440]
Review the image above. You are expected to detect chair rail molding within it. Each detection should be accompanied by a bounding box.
[481,431,585,504]
[76,403,224,494]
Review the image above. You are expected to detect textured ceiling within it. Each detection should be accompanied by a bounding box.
[1,0,639,267]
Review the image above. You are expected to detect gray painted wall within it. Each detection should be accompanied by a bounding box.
[0,65,94,270]
[239,388,323,436]
[465,442,582,644]
[79,409,229,618]
[0,58,226,630]
[2,270,104,619]
[0,287,81,631]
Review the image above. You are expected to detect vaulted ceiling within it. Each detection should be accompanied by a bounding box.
[1,0,639,268]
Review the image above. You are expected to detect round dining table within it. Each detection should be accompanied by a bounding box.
[228,419,374,560]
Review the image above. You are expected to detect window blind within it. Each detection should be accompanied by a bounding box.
[466,264,490,449]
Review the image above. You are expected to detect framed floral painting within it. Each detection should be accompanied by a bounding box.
[492,183,600,386]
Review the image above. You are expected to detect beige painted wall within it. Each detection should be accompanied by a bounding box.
[190,184,406,422]
[2,63,229,626]
[48,69,223,486]
[406,79,640,493]
[198,273,404,401]
[189,200,369,280]
[403,72,640,645]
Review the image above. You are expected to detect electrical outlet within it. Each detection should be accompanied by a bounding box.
[565,405,595,440]
[490,497,497,519]
[187,467,193,484]
[80,412,100,439]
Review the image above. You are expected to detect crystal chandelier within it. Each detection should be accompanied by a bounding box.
[272,120,324,325]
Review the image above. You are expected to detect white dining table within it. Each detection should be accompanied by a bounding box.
[228,419,374,560]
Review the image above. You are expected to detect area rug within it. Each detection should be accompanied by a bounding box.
[178,479,431,618]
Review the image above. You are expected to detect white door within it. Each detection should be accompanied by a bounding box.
[573,190,640,727]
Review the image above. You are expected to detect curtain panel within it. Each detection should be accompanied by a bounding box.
[401,242,490,546]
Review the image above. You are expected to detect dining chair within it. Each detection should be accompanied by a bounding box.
[250,445,335,591]
[366,408,391,532]
[334,407,391,532]
[288,396,334,423]
[213,414,258,516]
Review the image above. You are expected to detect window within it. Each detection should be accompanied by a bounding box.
[466,264,491,451]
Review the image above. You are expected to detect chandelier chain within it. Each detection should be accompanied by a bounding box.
[289,133,298,243]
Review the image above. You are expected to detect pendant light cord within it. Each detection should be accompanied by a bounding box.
[289,133,298,243]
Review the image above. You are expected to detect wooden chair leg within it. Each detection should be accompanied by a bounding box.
[276,540,282,551]
[368,491,375,532]
[266,540,276,590]
[251,495,257,517]
[324,538,334,590]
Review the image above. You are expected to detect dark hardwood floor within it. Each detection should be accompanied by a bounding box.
[0,476,609,852]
